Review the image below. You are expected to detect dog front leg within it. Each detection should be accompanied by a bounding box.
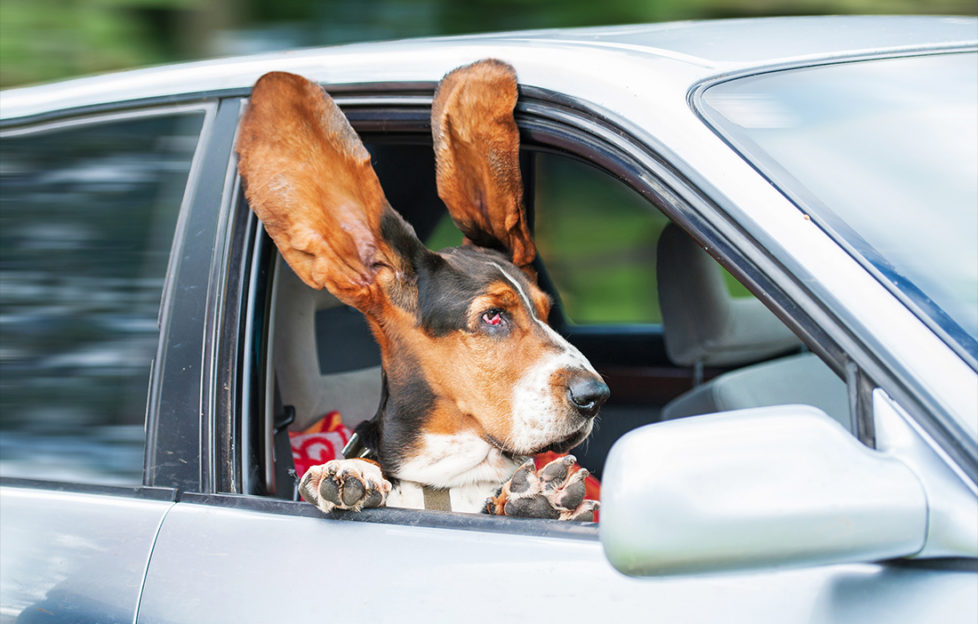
[484,455,598,522]
[299,459,392,513]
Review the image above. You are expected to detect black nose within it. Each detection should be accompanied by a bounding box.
[567,374,610,419]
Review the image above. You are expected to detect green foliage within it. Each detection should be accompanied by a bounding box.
[0,0,193,87]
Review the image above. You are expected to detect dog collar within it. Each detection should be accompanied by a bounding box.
[421,486,452,512]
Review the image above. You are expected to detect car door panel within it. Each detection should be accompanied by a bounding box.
[134,498,976,623]
[0,486,173,623]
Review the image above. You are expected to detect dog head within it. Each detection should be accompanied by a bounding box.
[237,60,609,473]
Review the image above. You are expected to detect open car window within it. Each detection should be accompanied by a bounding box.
[532,153,756,327]
[532,153,668,325]
[242,132,865,505]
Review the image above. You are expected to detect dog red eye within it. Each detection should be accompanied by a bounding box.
[482,311,503,326]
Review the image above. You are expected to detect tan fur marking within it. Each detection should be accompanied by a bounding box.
[388,276,559,453]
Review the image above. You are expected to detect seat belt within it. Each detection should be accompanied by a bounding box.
[271,381,298,500]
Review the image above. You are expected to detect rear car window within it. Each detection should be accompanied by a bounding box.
[0,111,204,485]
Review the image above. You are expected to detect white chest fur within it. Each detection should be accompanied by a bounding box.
[387,431,521,513]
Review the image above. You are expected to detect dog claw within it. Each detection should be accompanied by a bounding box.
[508,459,536,493]
[539,455,575,490]
[565,499,599,522]
[487,454,598,522]
[555,470,587,510]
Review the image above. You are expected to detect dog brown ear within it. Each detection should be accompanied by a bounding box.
[237,71,404,313]
[432,59,536,270]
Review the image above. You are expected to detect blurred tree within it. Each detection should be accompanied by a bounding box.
[1,0,976,87]
[0,0,235,87]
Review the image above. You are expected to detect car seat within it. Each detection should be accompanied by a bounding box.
[270,255,382,432]
[656,224,850,429]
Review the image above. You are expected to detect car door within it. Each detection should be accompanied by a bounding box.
[0,106,211,622]
[131,86,976,623]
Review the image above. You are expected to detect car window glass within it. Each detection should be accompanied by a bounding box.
[700,52,978,359]
[0,111,205,485]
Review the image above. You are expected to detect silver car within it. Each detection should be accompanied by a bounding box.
[1,15,976,623]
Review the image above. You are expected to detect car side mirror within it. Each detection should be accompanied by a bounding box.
[599,405,928,576]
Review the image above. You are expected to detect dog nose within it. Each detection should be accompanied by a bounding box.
[567,373,610,419]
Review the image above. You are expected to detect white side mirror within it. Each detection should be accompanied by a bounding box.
[600,405,928,576]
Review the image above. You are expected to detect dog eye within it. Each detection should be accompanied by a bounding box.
[482,310,504,327]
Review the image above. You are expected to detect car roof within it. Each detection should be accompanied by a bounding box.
[2,15,976,123]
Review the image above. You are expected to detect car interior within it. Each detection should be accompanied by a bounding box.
[250,140,852,502]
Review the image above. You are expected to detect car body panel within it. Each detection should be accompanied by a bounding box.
[873,390,978,559]
[2,16,976,123]
[0,485,174,623]
[131,499,978,623]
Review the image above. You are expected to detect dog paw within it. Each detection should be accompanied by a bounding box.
[298,459,392,513]
[485,455,599,521]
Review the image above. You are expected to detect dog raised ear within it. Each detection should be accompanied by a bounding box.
[432,59,536,271]
[237,71,416,313]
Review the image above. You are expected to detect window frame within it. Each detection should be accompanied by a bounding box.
[214,85,874,531]
[147,97,245,493]
[0,81,919,506]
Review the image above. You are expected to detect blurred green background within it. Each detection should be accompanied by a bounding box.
[2,0,975,88]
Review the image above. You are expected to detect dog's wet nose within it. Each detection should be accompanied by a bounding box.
[567,374,610,419]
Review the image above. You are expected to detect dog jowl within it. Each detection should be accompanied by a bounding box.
[236,59,609,520]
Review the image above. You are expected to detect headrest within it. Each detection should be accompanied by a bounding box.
[656,224,801,367]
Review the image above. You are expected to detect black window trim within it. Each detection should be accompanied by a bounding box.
[144,98,239,493]
[179,491,600,541]
[0,477,179,502]
[0,102,215,139]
